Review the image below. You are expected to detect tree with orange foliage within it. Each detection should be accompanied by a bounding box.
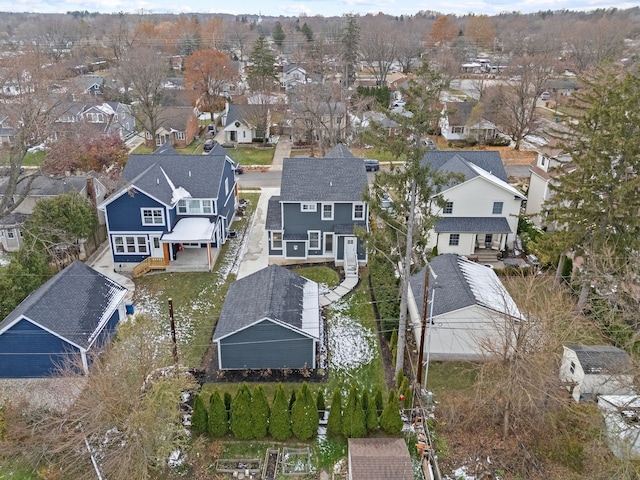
[428,16,458,48]
[184,49,236,118]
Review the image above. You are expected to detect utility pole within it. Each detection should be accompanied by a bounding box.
[416,264,430,387]
[168,298,179,367]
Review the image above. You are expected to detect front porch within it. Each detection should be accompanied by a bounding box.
[166,246,219,272]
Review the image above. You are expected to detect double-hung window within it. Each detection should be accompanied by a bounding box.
[271,232,283,249]
[449,234,460,246]
[308,231,320,250]
[443,202,453,214]
[141,208,165,226]
[353,203,364,220]
[322,203,333,220]
[492,201,504,214]
[113,235,148,254]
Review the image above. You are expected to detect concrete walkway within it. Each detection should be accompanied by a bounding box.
[85,242,135,303]
[319,275,359,307]
[270,136,291,171]
[236,187,280,279]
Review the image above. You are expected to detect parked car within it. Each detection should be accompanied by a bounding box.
[207,124,215,135]
[203,139,216,152]
[234,164,244,174]
[540,91,551,101]
[364,159,380,172]
[422,139,436,150]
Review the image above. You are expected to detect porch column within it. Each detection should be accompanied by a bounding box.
[207,243,213,271]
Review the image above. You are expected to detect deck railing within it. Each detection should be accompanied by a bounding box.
[133,257,166,278]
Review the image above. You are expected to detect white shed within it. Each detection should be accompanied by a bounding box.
[560,345,635,402]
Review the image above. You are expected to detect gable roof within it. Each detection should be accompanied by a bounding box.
[410,254,523,319]
[0,261,127,349]
[213,265,319,341]
[280,156,367,203]
[348,438,413,480]
[155,106,195,132]
[566,345,632,375]
[444,100,478,125]
[325,143,356,158]
[117,149,232,206]
[421,150,509,183]
[224,104,264,128]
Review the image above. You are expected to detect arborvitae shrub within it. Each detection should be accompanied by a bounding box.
[269,383,291,441]
[291,384,315,440]
[342,386,366,438]
[327,389,343,437]
[231,384,253,440]
[374,387,384,413]
[251,385,270,439]
[380,389,403,435]
[191,394,208,436]
[208,391,229,437]
[366,394,379,431]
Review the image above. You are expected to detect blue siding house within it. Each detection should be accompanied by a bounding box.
[265,144,369,269]
[100,143,238,272]
[0,261,128,378]
[213,265,320,370]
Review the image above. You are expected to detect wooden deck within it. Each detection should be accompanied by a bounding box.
[133,257,166,278]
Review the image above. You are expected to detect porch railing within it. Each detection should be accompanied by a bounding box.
[133,257,166,278]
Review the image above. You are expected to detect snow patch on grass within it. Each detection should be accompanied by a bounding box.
[327,300,377,373]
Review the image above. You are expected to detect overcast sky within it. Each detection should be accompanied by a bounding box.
[1,0,634,17]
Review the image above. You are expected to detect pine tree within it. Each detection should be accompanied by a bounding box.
[208,391,229,437]
[251,386,270,439]
[366,394,379,431]
[327,389,343,437]
[316,389,326,420]
[246,36,277,92]
[231,384,253,440]
[272,22,286,47]
[341,14,360,89]
[300,22,313,42]
[291,385,314,440]
[191,394,208,436]
[380,389,403,435]
[269,384,291,441]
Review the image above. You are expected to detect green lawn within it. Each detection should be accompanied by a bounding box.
[291,265,340,288]
[0,149,45,167]
[226,145,274,166]
[0,463,39,480]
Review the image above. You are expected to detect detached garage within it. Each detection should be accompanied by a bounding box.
[213,265,320,370]
[0,261,128,378]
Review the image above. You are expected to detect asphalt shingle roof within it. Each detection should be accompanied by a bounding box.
[212,265,314,340]
[122,148,230,205]
[434,216,512,233]
[325,143,356,158]
[280,156,368,202]
[0,261,127,349]
[421,150,508,183]
[265,195,282,230]
[567,345,632,374]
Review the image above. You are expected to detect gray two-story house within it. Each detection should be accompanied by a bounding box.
[266,145,369,270]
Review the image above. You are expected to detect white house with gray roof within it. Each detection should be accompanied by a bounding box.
[409,254,524,361]
[422,151,526,260]
[265,145,369,270]
[212,265,320,370]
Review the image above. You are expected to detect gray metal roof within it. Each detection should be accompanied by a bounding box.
[213,265,313,340]
[421,150,508,183]
[122,149,231,205]
[566,344,632,374]
[280,157,368,202]
[0,261,127,349]
[434,216,512,233]
[265,195,282,230]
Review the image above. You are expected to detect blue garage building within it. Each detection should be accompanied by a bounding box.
[0,261,128,378]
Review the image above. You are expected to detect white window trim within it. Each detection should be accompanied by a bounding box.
[271,231,283,250]
[308,230,321,250]
[321,203,334,220]
[352,203,365,221]
[177,199,213,215]
[112,235,148,255]
[443,201,453,214]
[492,201,504,215]
[301,202,317,212]
[449,233,460,246]
[140,207,165,226]
[176,131,186,140]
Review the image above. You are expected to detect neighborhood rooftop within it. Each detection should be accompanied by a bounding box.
[421,150,509,183]
[566,344,632,374]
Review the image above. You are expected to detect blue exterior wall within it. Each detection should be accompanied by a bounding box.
[285,241,306,258]
[105,189,169,232]
[219,319,314,369]
[89,307,122,352]
[218,162,237,228]
[0,319,81,378]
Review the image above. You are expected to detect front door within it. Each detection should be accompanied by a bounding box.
[345,236,357,261]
